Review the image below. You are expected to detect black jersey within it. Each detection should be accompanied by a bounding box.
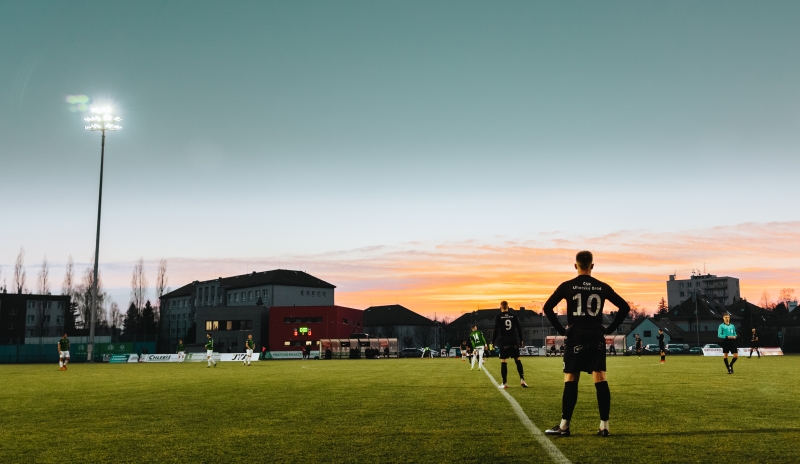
[751,331,758,342]
[635,338,642,349]
[491,310,523,347]
[657,333,665,348]
[543,275,630,340]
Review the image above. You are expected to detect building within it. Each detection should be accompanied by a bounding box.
[0,292,71,342]
[159,269,336,351]
[628,317,685,349]
[363,305,437,349]
[667,272,740,308]
[269,305,363,353]
[660,295,741,345]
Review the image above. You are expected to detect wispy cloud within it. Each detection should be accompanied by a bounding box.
[90,222,800,319]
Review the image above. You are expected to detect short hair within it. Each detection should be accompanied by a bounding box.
[472,324,478,329]
[500,300,508,307]
[207,333,212,337]
[576,251,593,270]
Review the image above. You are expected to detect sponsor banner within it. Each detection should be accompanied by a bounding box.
[737,347,783,356]
[219,353,260,362]
[265,351,316,359]
[141,354,180,363]
[109,354,130,363]
[702,347,724,356]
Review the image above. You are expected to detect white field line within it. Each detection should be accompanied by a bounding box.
[482,367,571,464]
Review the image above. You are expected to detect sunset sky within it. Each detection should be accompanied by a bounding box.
[1,1,798,318]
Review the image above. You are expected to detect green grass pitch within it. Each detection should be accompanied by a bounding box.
[1,355,799,463]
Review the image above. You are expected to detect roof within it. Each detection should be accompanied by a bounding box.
[161,269,335,299]
[448,308,546,328]
[363,305,435,327]
[629,317,685,340]
[663,295,741,321]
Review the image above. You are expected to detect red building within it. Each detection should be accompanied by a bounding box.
[269,305,364,352]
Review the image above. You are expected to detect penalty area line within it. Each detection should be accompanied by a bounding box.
[482,368,571,464]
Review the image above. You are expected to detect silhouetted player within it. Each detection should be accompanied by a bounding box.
[657,329,666,364]
[543,251,630,437]
[634,334,642,358]
[749,328,760,358]
[491,301,528,389]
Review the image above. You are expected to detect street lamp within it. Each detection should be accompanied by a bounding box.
[84,106,121,362]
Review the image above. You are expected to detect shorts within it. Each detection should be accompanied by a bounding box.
[563,341,606,374]
[178,351,185,355]
[206,350,214,357]
[246,349,253,356]
[60,351,70,358]
[499,345,520,359]
[721,339,738,354]
[659,345,665,353]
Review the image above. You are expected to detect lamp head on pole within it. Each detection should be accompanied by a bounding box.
[84,106,122,131]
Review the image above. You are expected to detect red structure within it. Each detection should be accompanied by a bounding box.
[269,305,364,352]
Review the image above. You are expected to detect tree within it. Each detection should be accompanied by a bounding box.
[778,288,795,306]
[13,248,26,294]
[37,256,50,295]
[626,301,647,320]
[141,300,157,337]
[657,297,668,315]
[130,258,148,315]
[413,325,435,348]
[61,256,74,297]
[109,301,123,331]
[155,259,169,325]
[759,291,775,310]
[73,260,106,332]
[122,302,139,336]
[401,335,414,349]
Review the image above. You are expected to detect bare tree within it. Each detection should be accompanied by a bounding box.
[74,260,106,331]
[155,259,169,324]
[413,325,435,348]
[37,256,50,295]
[778,288,795,306]
[109,301,123,329]
[759,291,775,310]
[130,257,148,313]
[626,301,647,320]
[13,248,26,294]
[61,256,74,297]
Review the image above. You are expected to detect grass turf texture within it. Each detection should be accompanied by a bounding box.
[0,356,798,463]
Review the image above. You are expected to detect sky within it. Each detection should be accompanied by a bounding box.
[1,1,798,318]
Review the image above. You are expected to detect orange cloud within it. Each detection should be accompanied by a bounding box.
[98,221,800,319]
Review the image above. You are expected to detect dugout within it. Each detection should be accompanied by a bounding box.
[318,337,397,359]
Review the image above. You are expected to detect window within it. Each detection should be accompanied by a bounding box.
[57,302,63,309]
[28,301,35,309]
[228,294,232,303]
[56,316,62,323]
[264,288,269,295]
[680,292,684,297]
[284,341,291,346]
[284,318,293,323]
[301,291,304,296]
[696,283,700,287]
[679,283,684,288]
[644,330,651,337]
[256,290,260,297]
[205,320,219,330]
[343,319,348,324]
[27,315,35,323]
[249,291,253,300]
[44,315,51,323]
[616,326,624,333]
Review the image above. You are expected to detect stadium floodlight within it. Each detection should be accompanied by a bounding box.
[83,106,122,362]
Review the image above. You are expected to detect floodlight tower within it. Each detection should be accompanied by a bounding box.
[84,106,121,362]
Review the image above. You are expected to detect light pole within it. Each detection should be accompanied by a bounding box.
[84,106,121,362]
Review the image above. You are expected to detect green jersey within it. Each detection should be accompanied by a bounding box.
[58,338,70,351]
[469,330,487,349]
[246,339,255,350]
[176,343,185,352]
[205,338,214,350]
[718,323,737,339]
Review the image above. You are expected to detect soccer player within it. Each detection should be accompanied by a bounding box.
[491,301,528,389]
[244,334,255,366]
[718,313,738,374]
[542,251,631,438]
[460,340,468,362]
[634,334,642,358]
[749,328,760,358]
[58,333,70,370]
[205,333,217,368]
[469,324,488,371]
[176,339,185,363]
[657,329,666,364]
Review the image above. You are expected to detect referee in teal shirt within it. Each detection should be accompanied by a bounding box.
[718,313,738,374]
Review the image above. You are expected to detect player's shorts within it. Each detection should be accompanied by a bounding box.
[659,345,666,353]
[750,343,759,349]
[206,350,214,356]
[563,341,606,374]
[246,349,253,356]
[59,351,70,358]
[499,345,520,359]
[473,347,484,353]
[178,351,185,355]
[721,339,738,354]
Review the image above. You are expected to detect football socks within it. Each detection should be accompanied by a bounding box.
[514,359,524,380]
[501,362,508,384]
[562,381,579,421]
[595,381,611,421]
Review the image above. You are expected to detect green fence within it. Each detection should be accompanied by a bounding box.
[0,342,157,364]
